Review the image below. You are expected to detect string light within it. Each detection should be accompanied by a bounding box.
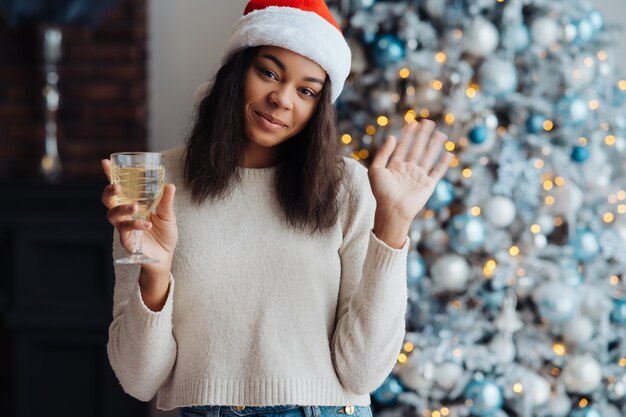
[588,99,600,110]
[554,176,565,186]
[454,29,463,39]
[351,151,361,160]
[531,224,541,234]
[445,141,456,152]
[619,358,626,367]
[535,159,545,169]
[509,246,520,256]
[583,57,594,67]
[605,135,616,145]
[377,116,389,127]
[403,342,414,352]
[618,204,626,214]
[435,52,447,63]
[618,191,626,200]
[431,80,443,90]
[597,50,608,60]
[543,120,554,131]
[366,125,376,135]
[545,196,555,206]
[610,275,620,285]
[420,109,430,118]
[513,383,523,394]
[471,206,481,216]
[619,80,626,91]
[441,408,449,417]
[444,113,456,124]
[579,399,589,408]
[397,353,408,363]
[462,168,472,178]
[543,180,554,191]
[340,134,352,145]
[603,212,615,223]
[450,156,460,167]
[399,68,411,79]
[553,343,567,355]
[466,87,477,98]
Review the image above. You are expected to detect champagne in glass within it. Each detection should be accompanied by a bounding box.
[110,152,165,264]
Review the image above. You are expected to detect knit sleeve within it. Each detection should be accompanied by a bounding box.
[106,231,178,402]
[331,160,410,395]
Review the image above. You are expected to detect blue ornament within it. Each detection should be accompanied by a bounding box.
[463,378,504,416]
[372,34,405,68]
[478,58,518,97]
[556,96,588,126]
[468,126,489,144]
[525,114,545,134]
[610,299,626,325]
[587,10,604,33]
[569,406,602,417]
[503,24,530,53]
[575,19,594,44]
[571,146,590,163]
[407,252,426,286]
[448,213,485,254]
[372,375,404,406]
[571,228,600,262]
[426,179,455,210]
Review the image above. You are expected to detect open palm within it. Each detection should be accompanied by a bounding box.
[369,120,454,223]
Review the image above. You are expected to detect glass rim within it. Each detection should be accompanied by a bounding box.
[110,151,164,158]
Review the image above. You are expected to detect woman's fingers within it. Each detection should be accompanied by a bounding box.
[106,203,138,227]
[101,159,112,182]
[406,120,436,163]
[117,219,152,234]
[430,151,455,182]
[101,183,121,209]
[389,122,417,163]
[370,135,397,170]
[419,131,448,172]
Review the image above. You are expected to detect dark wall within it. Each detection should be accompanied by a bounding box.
[0,0,148,181]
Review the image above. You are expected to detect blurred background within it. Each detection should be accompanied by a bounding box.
[0,1,625,417]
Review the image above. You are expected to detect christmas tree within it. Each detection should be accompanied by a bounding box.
[327,0,626,416]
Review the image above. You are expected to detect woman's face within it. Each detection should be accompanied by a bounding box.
[241,45,327,167]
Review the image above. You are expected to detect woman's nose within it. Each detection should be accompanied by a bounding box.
[269,87,293,110]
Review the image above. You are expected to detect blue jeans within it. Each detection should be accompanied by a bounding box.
[179,405,373,417]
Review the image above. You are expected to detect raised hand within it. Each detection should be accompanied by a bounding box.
[369,120,454,248]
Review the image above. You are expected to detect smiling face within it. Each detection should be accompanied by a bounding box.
[241,46,327,168]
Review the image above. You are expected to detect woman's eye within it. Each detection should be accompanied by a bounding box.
[262,69,277,80]
[300,88,316,97]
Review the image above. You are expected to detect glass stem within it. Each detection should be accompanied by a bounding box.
[132,230,143,255]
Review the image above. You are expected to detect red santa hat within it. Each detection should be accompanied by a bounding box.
[222,0,351,102]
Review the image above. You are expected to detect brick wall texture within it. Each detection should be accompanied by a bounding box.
[0,0,147,181]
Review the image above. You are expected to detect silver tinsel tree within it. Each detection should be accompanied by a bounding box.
[327,0,626,416]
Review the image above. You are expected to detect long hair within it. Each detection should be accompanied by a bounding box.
[183,47,345,235]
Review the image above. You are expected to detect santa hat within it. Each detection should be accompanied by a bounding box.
[221,0,351,102]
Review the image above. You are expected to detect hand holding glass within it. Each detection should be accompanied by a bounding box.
[110,152,165,264]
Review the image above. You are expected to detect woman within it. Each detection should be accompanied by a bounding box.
[101,1,453,417]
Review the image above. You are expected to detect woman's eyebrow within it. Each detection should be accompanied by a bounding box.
[260,54,325,86]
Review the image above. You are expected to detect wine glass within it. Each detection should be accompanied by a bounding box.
[110,152,165,264]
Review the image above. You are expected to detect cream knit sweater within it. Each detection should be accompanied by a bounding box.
[107,146,410,411]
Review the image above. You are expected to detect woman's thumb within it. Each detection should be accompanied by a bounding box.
[156,184,176,219]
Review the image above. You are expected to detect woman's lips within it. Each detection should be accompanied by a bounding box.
[255,111,288,129]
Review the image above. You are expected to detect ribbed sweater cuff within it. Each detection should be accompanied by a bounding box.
[366,229,410,276]
[127,274,175,331]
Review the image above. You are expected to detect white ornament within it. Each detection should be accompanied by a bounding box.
[463,18,499,57]
[531,17,561,47]
[528,373,552,407]
[435,362,463,391]
[550,182,583,218]
[483,196,516,228]
[489,334,516,364]
[562,316,594,345]
[478,57,517,97]
[431,254,471,292]
[561,355,603,394]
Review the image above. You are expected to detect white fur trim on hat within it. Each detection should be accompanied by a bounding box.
[222,6,351,102]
